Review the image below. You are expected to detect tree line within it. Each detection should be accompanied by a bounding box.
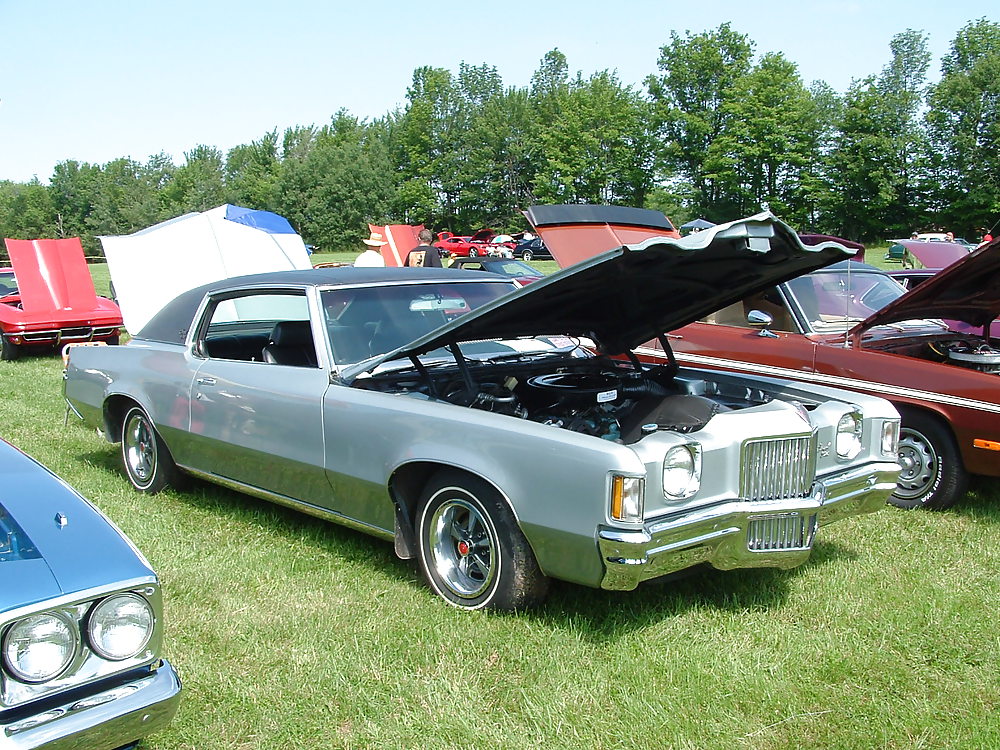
[1,19,997,260]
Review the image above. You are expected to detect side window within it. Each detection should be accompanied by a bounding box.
[200,291,317,366]
[699,287,795,332]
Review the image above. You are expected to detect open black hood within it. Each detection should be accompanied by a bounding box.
[344,212,851,379]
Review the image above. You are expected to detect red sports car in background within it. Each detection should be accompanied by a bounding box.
[435,229,514,258]
[1,237,122,360]
[526,204,1000,511]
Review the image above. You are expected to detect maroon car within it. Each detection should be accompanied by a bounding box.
[1,238,122,360]
[527,204,1000,511]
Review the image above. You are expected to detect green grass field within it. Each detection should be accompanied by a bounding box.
[3,255,998,749]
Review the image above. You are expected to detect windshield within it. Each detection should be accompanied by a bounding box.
[321,280,515,365]
[0,271,17,297]
[785,270,909,332]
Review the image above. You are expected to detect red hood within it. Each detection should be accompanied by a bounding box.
[522,205,680,266]
[5,238,102,314]
[851,239,1000,340]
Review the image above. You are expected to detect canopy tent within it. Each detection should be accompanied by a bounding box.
[101,204,311,334]
[680,218,716,232]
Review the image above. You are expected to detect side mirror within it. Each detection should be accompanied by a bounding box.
[746,309,778,338]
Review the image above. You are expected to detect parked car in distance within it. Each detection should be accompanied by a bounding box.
[449,256,544,285]
[529,206,1000,511]
[0,437,180,747]
[1,238,122,361]
[63,215,902,611]
[513,237,553,262]
[434,230,512,258]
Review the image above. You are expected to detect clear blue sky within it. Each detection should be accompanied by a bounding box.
[1,1,995,183]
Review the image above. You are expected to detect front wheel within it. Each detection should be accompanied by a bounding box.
[1,335,20,361]
[890,411,968,510]
[121,405,180,494]
[522,250,533,262]
[416,472,549,610]
[468,247,478,257]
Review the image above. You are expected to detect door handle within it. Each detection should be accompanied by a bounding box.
[196,377,217,386]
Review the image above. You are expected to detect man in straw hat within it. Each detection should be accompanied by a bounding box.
[354,231,387,267]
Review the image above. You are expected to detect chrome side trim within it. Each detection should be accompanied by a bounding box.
[179,466,395,541]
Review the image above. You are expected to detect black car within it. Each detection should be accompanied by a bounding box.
[513,237,552,262]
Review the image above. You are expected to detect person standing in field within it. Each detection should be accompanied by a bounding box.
[405,229,442,267]
[354,231,387,267]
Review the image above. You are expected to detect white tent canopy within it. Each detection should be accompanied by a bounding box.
[101,204,312,335]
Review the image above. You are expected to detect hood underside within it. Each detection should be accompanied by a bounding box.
[854,238,1000,334]
[348,211,852,377]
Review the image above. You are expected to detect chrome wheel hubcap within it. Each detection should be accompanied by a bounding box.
[428,498,495,598]
[125,415,155,482]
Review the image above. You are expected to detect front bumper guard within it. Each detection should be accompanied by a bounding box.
[2,659,181,750]
[598,461,899,591]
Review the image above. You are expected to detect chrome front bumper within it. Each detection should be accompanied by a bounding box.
[598,461,899,591]
[2,660,181,750]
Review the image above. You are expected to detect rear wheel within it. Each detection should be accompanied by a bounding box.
[416,471,549,610]
[891,411,968,510]
[522,250,533,262]
[0,335,20,361]
[468,247,478,257]
[121,405,180,494]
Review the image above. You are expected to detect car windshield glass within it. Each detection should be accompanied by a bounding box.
[785,270,908,332]
[321,281,513,365]
[0,272,18,297]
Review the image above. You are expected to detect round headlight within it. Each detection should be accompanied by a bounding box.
[663,445,701,499]
[836,412,863,459]
[88,594,154,661]
[3,613,77,683]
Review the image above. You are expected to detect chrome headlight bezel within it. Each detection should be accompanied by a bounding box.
[87,594,155,661]
[836,411,864,460]
[663,444,702,500]
[2,612,79,683]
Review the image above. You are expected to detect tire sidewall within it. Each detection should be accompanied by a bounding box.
[891,413,967,510]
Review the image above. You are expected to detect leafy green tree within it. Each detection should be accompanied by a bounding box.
[226,130,282,210]
[647,23,755,218]
[277,112,396,251]
[0,180,56,258]
[161,145,230,214]
[533,70,655,206]
[925,18,1000,236]
[702,52,817,222]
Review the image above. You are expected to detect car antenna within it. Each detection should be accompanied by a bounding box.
[844,259,853,348]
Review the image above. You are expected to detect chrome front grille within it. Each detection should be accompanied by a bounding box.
[740,434,815,502]
[748,513,818,551]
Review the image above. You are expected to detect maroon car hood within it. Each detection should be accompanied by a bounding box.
[852,239,1000,337]
[523,204,681,267]
[4,238,103,314]
[896,239,969,270]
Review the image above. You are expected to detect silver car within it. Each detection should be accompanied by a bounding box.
[63,214,901,611]
[0,438,180,748]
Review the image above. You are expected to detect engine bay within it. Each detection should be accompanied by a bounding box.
[358,354,777,444]
[867,333,1000,374]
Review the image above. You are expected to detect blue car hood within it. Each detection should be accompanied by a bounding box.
[0,441,154,613]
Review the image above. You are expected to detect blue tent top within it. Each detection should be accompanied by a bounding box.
[224,204,296,234]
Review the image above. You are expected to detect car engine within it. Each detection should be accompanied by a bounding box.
[361,356,776,444]
[927,338,1000,374]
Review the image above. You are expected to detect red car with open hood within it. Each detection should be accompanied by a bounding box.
[1,238,122,360]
